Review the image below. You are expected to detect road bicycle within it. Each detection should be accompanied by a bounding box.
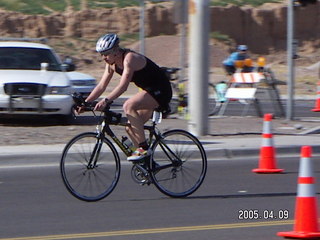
[161,67,226,116]
[60,93,207,202]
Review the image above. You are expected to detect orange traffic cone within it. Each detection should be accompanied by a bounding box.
[252,113,283,173]
[312,82,320,112]
[278,146,320,239]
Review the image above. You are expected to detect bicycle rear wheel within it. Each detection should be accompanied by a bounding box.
[168,98,179,115]
[60,132,120,202]
[208,83,224,116]
[150,129,207,198]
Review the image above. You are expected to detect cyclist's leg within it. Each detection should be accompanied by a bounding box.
[123,90,158,147]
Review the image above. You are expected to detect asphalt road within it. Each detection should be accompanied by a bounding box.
[1,153,319,240]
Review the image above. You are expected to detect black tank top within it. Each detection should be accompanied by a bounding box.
[114,50,169,91]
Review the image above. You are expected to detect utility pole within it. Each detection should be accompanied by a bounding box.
[188,0,210,136]
[286,0,295,120]
[173,0,188,81]
[139,0,145,54]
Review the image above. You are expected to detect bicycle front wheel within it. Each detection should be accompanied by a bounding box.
[60,132,120,202]
[150,129,207,198]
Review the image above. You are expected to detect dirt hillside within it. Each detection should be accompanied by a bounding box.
[77,35,320,97]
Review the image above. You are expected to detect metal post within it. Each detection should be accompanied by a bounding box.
[286,0,295,120]
[173,0,188,81]
[188,0,210,136]
[179,0,188,82]
[139,0,145,55]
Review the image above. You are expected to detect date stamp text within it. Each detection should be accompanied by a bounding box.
[238,209,289,220]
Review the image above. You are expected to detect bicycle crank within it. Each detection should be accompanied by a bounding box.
[131,163,152,185]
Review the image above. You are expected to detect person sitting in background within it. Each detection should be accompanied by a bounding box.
[222,45,250,75]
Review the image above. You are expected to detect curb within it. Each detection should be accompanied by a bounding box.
[208,145,320,159]
[2,144,320,160]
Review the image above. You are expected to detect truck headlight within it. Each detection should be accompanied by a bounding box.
[47,86,71,95]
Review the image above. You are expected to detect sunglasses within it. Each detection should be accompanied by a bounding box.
[100,49,113,56]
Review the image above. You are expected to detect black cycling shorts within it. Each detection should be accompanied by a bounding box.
[145,83,172,113]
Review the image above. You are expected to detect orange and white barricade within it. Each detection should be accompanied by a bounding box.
[230,72,264,84]
[218,72,264,116]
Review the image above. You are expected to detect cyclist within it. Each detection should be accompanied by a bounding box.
[76,33,172,161]
[222,45,250,75]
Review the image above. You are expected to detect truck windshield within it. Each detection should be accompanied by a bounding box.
[0,47,61,71]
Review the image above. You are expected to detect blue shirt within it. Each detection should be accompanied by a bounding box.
[223,52,247,66]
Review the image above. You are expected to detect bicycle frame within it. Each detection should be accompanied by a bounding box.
[100,119,133,157]
[95,109,181,175]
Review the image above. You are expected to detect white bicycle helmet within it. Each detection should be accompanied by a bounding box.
[96,33,119,53]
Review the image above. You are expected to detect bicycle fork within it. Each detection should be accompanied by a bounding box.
[87,137,104,169]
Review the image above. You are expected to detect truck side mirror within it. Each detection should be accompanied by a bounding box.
[62,56,76,72]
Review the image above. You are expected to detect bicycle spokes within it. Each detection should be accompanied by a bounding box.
[60,133,120,202]
[150,129,207,198]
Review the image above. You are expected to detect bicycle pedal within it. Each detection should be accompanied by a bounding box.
[140,179,152,186]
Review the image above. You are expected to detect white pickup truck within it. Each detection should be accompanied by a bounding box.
[0,39,96,117]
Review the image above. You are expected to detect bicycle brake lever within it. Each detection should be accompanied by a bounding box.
[103,100,114,112]
[91,109,96,117]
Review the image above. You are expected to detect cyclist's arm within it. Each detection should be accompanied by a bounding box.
[93,53,138,111]
[104,54,135,102]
